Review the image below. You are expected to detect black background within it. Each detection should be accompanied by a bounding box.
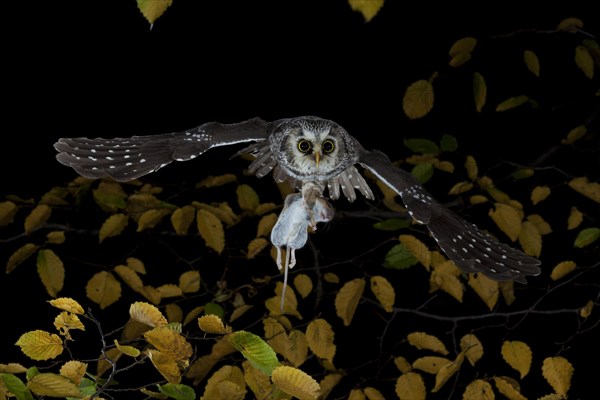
[2,1,599,399]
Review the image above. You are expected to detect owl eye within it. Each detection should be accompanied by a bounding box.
[322,139,335,154]
[297,140,312,153]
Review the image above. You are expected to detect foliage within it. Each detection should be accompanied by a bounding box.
[1,12,599,400]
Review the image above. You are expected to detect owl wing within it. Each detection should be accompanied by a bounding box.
[357,146,541,283]
[54,117,275,182]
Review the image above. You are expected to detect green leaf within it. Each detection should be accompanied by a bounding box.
[574,227,600,248]
[204,302,225,319]
[440,134,458,152]
[77,378,98,397]
[411,163,434,184]
[373,218,411,231]
[0,373,34,400]
[384,243,419,269]
[404,138,440,155]
[227,331,280,376]
[157,383,196,400]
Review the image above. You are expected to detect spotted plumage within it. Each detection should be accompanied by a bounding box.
[54,116,541,283]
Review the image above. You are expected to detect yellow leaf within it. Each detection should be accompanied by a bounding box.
[460,334,484,366]
[141,285,161,305]
[137,208,171,232]
[465,155,478,181]
[550,260,576,281]
[399,234,430,269]
[96,347,122,377]
[580,300,594,318]
[403,80,434,120]
[136,0,173,25]
[432,351,465,392]
[247,237,269,260]
[165,303,183,323]
[434,160,455,173]
[114,339,141,357]
[183,306,204,327]
[27,372,81,398]
[347,0,384,22]
[407,332,449,355]
[449,37,477,57]
[430,265,464,302]
[526,214,552,235]
[335,278,365,326]
[568,177,600,203]
[179,270,201,293]
[495,95,529,112]
[493,376,527,400]
[323,272,339,284]
[257,213,278,237]
[561,125,587,144]
[46,230,65,244]
[242,361,283,400]
[542,356,573,396]
[99,213,128,243]
[170,205,196,235]
[501,341,532,378]
[567,206,583,230]
[255,202,278,216]
[201,365,246,400]
[473,72,487,112]
[198,315,231,334]
[6,243,39,273]
[294,274,313,299]
[449,51,472,67]
[0,200,17,226]
[144,326,193,361]
[147,349,182,384]
[394,357,412,374]
[469,195,488,205]
[271,365,320,400]
[237,184,260,212]
[86,271,121,309]
[197,209,225,254]
[463,379,494,400]
[575,45,594,79]
[531,186,551,205]
[489,203,522,241]
[369,275,395,312]
[54,311,85,339]
[305,318,336,363]
[518,220,542,257]
[395,372,426,400]
[59,360,87,385]
[15,330,63,361]
[524,50,540,77]
[114,264,144,293]
[230,304,253,322]
[0,363,28,373]
[24,204,51,234]
[348,389,365,400]
[130,301,167,327]
[364,387,385,400]
[412,356,451,374]
[266,282,302,319]
[36,249,64,298]
[192,201,240,226]
[468,273,499,310]
[196,173,237,188]
[557,17,584,32]
[448,182,474,195]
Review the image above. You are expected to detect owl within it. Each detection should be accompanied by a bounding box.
[54,116,541,284]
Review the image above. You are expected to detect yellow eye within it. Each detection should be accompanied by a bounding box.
[297,140,312,153]
[322,139,335,154]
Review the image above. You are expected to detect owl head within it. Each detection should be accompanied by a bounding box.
[269,116,360,182]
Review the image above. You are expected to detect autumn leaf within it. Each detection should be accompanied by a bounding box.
[489,203,522,241]
[462,379,494,400]
[412,356,451,374]
[496,95,529,112]
[407,332,449,355]
[460,334,484,366]
[493,376,527,400]
[468,273,499,310]
[542,356,573,395]
[114,339,141,357]
[561,125,587,144]
[531,186,551,205]
[257,213,278,237]
[465,155,478,181]
[86,271,121,309]
[237,184,260,212]
[501,340,532,378]
[114,264,144,293]
[147,350,182,384]
[0,200,17,226]
[24,204,51,234]
[144,326,193,362]
[335,278,365,326]
[395,372,426,400]
[46,230,65,244]
[518,220,542,257]
[473,72,487,112]
[6,243,39,273]
[575,45,594,79]
[137,208,171,232]
[59,360,87,385]
[27,373,81,398]
[568,177,600,203]
[403,79,434,119]
[170,205,196,235]
[557,17,584,32]
[305,319,336,363]
[15,330,63,361]
[136,0,173,25]
[449,37,477,57]
[179,270,201,293]
[347,0,384,22]
[247,237,269,259]
[271,365,320,400]
[37,249,64,298]
[196,209,225,254]
[196,173,237,188]
[399,234,430,268]
[523,50,540,77]
[567,207,583,231]
[198,315,231,334]
[369,275,395,312]
[432,352,465,392]
[99,213,128,243]
[294,274,313,299]
[551,260,577,281]
[130,301,168,327]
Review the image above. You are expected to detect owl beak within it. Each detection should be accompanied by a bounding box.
[315,151,321,169]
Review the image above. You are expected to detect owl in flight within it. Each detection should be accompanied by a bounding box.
[54,116,541,285]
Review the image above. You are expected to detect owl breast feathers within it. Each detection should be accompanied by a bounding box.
[54,116,541,283]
